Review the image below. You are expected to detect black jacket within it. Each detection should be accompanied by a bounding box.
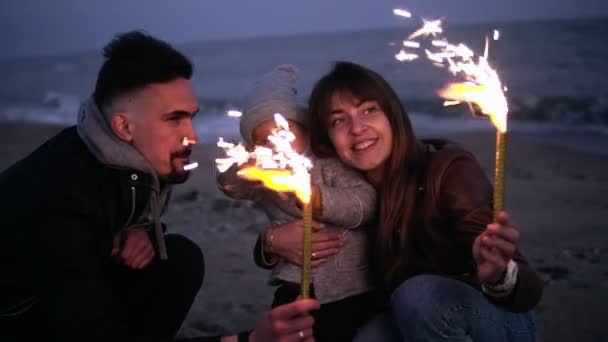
[0,126,157,329]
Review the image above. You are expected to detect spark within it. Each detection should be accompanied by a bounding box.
[183,162,199,171]
[393,8,412,18]
[409,18,443,39]
[402,40,421,48]
[227,110,242,118]
[395,50,419,61]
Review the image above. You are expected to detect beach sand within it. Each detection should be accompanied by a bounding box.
[1,121,606,341]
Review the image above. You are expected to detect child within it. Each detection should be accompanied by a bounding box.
[217,65,377,342]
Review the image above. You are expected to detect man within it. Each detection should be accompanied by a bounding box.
[0,31,317,341]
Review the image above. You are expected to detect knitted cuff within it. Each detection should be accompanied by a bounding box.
[481,259,519,298]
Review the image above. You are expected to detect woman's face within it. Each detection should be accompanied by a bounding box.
[326,91,392,177]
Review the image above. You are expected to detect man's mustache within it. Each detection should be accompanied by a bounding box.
[171,147,192,159]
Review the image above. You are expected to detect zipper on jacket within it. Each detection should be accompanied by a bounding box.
[119,186,136,231]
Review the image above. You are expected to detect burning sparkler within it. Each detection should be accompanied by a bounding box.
[215,113,314,298]
[393,9,509,222]
[182,137,199,171]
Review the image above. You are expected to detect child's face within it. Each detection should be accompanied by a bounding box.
[251,119,309,154]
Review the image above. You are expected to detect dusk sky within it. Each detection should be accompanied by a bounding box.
[1,0,607,60]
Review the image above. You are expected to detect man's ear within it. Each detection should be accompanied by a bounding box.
[111,112,134,142]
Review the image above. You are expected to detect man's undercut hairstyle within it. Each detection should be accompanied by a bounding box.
[93,30,193,111]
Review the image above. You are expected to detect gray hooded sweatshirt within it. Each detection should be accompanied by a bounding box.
[76,98,170,259]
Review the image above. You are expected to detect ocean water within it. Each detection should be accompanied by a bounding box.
[1,17,607,153]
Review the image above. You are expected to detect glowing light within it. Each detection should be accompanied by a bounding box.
[402,40,420,48]
[409,18,443,39]
[182,137,197,146]
[395,50,419,62]
[393,8,412,18]
[215,113,314,297]
[183,162,199,171]
[227,110,242,117]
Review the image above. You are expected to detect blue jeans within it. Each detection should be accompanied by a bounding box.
[354,275,536,342]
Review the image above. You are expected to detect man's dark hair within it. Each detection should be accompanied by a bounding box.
[93,30,193,110]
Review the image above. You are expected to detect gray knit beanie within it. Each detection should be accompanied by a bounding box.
[240,64,308,144]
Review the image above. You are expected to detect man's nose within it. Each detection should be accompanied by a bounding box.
[185,120,198,143]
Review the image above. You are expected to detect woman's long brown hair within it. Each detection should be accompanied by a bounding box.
[308,61,425,287]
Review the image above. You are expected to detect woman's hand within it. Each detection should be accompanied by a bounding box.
[268,220,342,268]
[472,212,519,283]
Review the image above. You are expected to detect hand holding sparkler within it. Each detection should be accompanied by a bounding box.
[216,113,315,298]
[393,9,509,223]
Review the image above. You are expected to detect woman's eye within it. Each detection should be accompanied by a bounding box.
[330,118,344,127]
[363,106,377,115]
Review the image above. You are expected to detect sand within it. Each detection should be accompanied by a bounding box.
[1,121,606,341]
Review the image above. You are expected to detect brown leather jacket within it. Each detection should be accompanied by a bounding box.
[391,139,543,312]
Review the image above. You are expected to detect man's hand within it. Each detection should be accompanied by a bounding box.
[473,211,519,283]
[250,299,319,342]
[111,226,155,269]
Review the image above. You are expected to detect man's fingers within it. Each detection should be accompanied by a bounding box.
[285,327,314,342]
[132,245,155,269]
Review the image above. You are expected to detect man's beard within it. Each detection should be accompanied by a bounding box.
[161,147,192,184]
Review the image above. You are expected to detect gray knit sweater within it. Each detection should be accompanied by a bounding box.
[217,156,376,304]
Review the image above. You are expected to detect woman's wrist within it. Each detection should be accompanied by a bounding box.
[263,227,276,254]
[481,259,518,298]
[260,227,278,266]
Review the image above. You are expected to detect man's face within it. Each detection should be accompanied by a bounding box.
[126,78,199,184]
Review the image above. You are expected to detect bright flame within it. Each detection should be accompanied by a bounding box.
[216,113,313,203]
[393,13,508,133]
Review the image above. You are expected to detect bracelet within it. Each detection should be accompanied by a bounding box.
[260,228,278,267]
[266,228,275,254]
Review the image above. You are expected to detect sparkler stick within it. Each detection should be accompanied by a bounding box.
[216,113,314,297]
[393,9,509,223]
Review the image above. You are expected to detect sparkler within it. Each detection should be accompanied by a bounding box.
[394,9,509,222]
[182,137,199,171]
[215,113,314,298]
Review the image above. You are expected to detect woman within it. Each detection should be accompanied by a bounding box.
[258,61,543,341]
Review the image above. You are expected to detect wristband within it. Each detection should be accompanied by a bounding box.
[481,259,519,298]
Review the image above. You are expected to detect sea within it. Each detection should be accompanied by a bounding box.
[1,17,607,154]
